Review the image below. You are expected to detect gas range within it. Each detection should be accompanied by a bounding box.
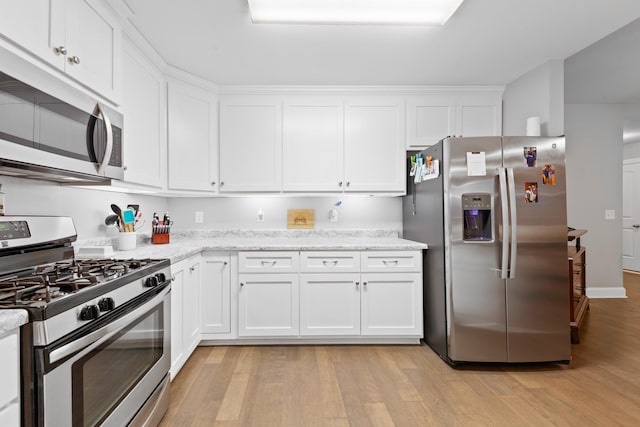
[0,216,172,426]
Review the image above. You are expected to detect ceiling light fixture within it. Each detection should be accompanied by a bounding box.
[247,0,465,25]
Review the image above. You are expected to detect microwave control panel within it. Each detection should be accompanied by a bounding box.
[0,221,31,240]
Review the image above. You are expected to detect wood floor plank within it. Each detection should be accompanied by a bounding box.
[160,274,640,426]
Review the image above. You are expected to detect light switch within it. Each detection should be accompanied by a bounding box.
[195,211,204,223]
[605,209,615,220]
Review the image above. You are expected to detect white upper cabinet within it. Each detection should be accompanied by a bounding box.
[406,90,503,150]
[344,96,405,193]
[282,96,344,192]
[121,38,165,188]
[0,0,121,102]
[219,95,282,192]
[406,95,455,149]
[455,93,502,138]
[167,79,218,192]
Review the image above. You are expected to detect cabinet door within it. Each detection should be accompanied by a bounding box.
[238,273,299,336]
[182,258,201,355]
[168,80,218,191]
[282,97,344,192]
[169,262,185,378]
[360,273,423,336]
[219,95,282,192]
[300,273,361,336]
[64,0,121,101]
[201,256,231,334]
[0,329,19,421]
[0,0,64,68]
[456,94,502,137]
[344,96,405,193]
[406,95,455,149]
[122,39,165,187]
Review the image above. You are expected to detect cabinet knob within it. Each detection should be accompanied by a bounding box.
[69,55,80,64]
[338,181,343,187]
[211,181,216,186]
[54,46,67,55]
[220,181,225,187]
[363,282,368,286]
[223,261,228,266]
[355,281,360,286]
[189,266,195,272]
[634,224,640,228]
[346,181,350,187]
[240,282,244,287]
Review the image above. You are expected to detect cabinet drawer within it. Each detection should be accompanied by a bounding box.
[361,251,422,273]
[300,251,360,273]
[239,251,299,273]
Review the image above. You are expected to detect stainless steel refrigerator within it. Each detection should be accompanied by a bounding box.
[403,136,570,364]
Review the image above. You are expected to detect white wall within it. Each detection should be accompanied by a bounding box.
[0,176,168,240]
[167,196,402,232]
[0,176,402,240]
[502,60,564,136]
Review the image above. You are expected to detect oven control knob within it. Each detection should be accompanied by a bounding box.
[79,304,100,321]
[98,297,116,312]
[144,276,159,287]
[155,272,166,283]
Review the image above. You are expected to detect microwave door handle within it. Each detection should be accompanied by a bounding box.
[498,167,509,279]
[93,102,113,176]
[507,167,518,279]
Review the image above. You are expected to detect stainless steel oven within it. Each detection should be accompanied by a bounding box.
[0,216,171,426]
[36,282,170,427]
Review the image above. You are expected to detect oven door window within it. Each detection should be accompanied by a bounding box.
[71,304,164,426]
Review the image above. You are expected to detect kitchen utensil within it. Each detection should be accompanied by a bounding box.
[127,204,140,216]
[104,214,119,226]
[122,208,136,232]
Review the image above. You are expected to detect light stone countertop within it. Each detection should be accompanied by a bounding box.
[76,229,428,264]
[0,309,29,334]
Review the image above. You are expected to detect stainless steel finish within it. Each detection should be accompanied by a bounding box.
[69,55,80,64]
[49,288,169,363]
[54,46,67,55]
[498,168,509,279]
[128,375,171,427]
[94,103,113,176]
[0,216,76,251]
[403,136,569,364]
[31,264,172,346]
[506,167,518,279]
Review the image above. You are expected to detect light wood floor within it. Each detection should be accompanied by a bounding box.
[160,274,640,426]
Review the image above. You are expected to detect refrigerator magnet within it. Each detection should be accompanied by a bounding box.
[524,182,539,203]
[524,147,537,167]
[542,164,556,185]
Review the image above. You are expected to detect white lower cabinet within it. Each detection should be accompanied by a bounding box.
[300,273,361,335]
[170,254,201,379]
[0,329,20,427]
[360,272,422,336]
[200,255,231,334]
[238,273,299,336]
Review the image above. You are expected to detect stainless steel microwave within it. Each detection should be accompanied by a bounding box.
[0,70,123,184]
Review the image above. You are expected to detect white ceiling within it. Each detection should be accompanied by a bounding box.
[123,0,640,87]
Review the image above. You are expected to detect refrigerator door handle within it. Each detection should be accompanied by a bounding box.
[506,167,518,278]
[498,167,509,279]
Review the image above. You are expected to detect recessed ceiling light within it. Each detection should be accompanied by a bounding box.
[247,0,465,25]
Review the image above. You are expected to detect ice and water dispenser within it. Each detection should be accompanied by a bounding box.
[462,193,492,241]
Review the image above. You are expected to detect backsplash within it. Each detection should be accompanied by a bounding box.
[1,176,402,240]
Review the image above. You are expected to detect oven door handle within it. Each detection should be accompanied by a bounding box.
[49,287,169,364]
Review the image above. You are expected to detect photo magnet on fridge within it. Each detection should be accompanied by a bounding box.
[524,182,539,203]
[542,164,556,185]
[524,146,537,167]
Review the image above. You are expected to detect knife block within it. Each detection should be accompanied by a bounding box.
[152,233,170,244]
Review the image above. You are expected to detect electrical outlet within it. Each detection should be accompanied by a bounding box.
[195,211,204,223]
[257,208,264,222]
[605,209,615,220]
[329,208,338,222]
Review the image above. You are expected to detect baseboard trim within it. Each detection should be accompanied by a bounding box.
[586,287,627,299]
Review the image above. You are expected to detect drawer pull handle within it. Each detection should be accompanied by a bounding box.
[261,260,277,267]
[382,260,399,266]
[322,260,338,267]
